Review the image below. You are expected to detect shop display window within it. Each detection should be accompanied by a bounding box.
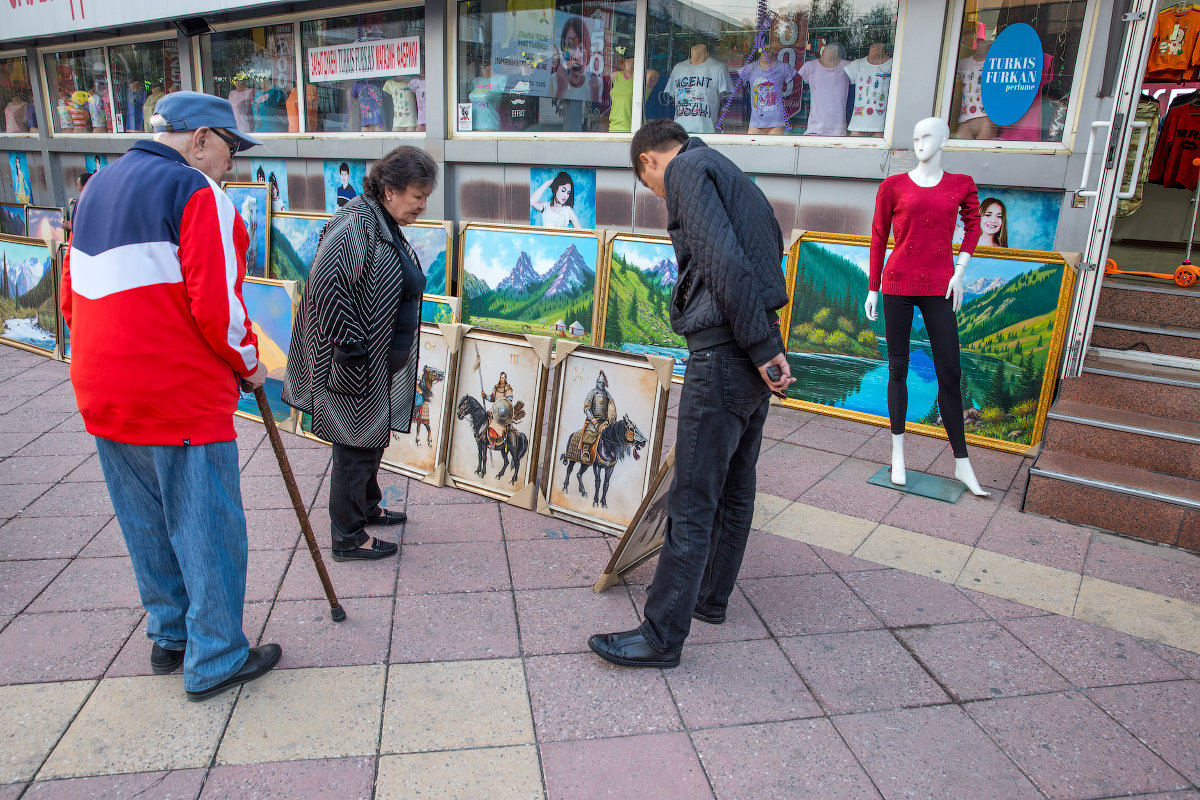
[107,41,180,133]
[44,48,112,134]
[645,0,899,138]
[454,0,637,133]
[201,24,298,134]
[947,0,1088,144]
[1,56,37,134]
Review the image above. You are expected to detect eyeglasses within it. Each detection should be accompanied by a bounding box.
[209,127,239,158]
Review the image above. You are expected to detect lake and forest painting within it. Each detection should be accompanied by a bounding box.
[460,225,598,341]
[0,236,57,354]
[602,236,685,377]
[784,237,1071,449]
[238,280,294,424]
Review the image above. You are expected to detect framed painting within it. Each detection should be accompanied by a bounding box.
[270,211,328,290]
[445,327,551,504]
[597,233,687,380]
[404,220,453,295]
[57,242,71,361]
[236,277,297,429]
[0,234,58,356]
[0,204,26,237]
[421,293,460,324]
[381,322,461,483]
[539,343,671,535]
[25,206,66,244]
[458,223,601,344]
[221,182,271,279]
[779,232,1076,454]
[593,446,675,592]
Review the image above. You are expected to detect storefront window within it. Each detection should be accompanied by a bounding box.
[107,40,179,133]
[455,0,637,133]
[645,0,899,138]
[301,9,426,133]
[949,0,1088,144]
[201,24,297,134]
[1,56,37,133]
[44,48,111,134]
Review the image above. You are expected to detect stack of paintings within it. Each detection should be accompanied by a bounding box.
[381,322,460,482]
[222,183,270,279]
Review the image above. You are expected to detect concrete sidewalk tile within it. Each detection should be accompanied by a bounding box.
[0,454,88,485]
[61,454,105,483]
[1075,576,1200,654]
[852,524,974,581]
[381,659,533,753]
[276,546,395,601]
[927,446,1023,493]
[542,733,712,800]
[15,433,102,458]
[0,516,106,561]
[0,609,141,685]
[755,443,846,501]
[1004,615,1186,689]
[0,681,94,783]
[403,501,501,544]
[799,473,901,523]
[897,621,1070,702]
[977,506,1091,573]
[28,557,141,613]
[693,719,882,800]
[23,770,207,799]
[741,574,881,637]
[515,587,639,657]
[391,591,518,662]
[628,584,770,645]
[375,746,543,800]
[780,629,949,714]
[833,705,1042,800]
[499,506,604,540]
[761,502,876,554]
[524,653,682,742]
[853,429,947,471]
[405,479,492,505]
[1083,538,1200,606]
[812,546,891,574]
[263,597,393,669]
[842,568,988,628]
[241,445,332,477]
[218,665,386,764]
[762,407,810,440]
[737,531,829,579]
[955,549,1080,616]
[958,586,1051,621]
[665,639,821,727]
[506,538,611,591]
[966,691,1190,800]
[0,482,52,518]
[0,559,67,613]
[396,541,510,595]
[751,492,793,530]
[1145,641,1200,679]
[76,518,126,558]
[788,421,873,456]
[242,510,303,551]
[200,757,375,800]
[239,473,323,511]
[22,482,113,520]
[40,674,236,778]
[1088,680,1200,785]
[880,492,998,548]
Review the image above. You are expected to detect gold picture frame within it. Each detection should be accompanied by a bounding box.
[235,276,298,433]
[220,182,271,279]
[0,232,60,357]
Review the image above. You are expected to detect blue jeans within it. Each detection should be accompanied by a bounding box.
[640,345,770,653]
[94,437,249,692]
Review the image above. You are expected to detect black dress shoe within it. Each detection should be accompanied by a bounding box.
[186,643,282,702]
[589,628,681,669]
[367,509,407,526]
[150,643,185,674]
[692,606,726,625]
[332,537,398,561]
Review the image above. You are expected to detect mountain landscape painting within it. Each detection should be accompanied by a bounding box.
[0,204,25,237]
[238,279,294,424]
[404,224,451,294]
[0,236,57,354]
[270,213,327,291]
[602,236,686,377]
[460,226,599,341]
[783,237,1070,450]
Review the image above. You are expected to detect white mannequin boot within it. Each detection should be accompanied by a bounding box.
[890,433,906,486]
[954,457,990,497]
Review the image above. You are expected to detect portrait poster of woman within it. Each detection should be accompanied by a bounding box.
[540,344,670,535]
[381,323,460,483]
[222,182,271,278]
[445,328,550,503]
[953,187,1061,251]
[529,167,595,229]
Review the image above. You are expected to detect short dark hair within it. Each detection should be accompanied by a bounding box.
[363,146,438,202]
[549,171,574,208]
[339,162,350,174]
[78,172,92,188]
[630,119,688,175]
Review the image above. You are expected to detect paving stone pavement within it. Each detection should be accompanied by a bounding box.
[2,344,1200,799]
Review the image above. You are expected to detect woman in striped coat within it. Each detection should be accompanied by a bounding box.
[284,146,438,561]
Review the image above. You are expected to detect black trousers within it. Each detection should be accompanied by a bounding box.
[640,345,771,654]
[329,444,385,551]
[882,293,968,458]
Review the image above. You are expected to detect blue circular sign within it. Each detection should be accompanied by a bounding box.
[979,23,1044,127]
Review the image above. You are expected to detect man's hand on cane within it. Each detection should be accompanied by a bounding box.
[239,362,269,393]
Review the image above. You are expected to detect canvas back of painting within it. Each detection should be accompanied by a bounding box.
[237,278,297,428]
[598,234,686,379]
[381,323,459,481]
[0,234,58,355]
[541,344,670,535]
[458,223,601,344]
[593,446,675,592]
[269,212,329,292]
[779,232,1075,453]
[221,182,271,279]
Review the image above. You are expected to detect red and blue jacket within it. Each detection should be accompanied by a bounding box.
[62,140,258,446]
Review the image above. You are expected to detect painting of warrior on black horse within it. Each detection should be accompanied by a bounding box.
[559,370,649,508]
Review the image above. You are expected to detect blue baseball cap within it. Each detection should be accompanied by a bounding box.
[151,90,263,151]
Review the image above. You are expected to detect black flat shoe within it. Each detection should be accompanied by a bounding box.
[186,643,282,702]
[150,643,185,674]
[589,629,681,669]
[692,607,726,625]
[367,509,407,526]
[332,536,398,561]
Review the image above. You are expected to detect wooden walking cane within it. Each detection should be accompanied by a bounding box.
[253,388,346,622]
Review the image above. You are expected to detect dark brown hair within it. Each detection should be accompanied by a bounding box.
[363,146,438,201]
[630,119,687,175]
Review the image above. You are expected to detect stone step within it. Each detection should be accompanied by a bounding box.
[1092,317,1200,361]
[1025,451,1199,549]
[1096,280,1200,330]
[1055,354,1200,423]
[1043,399,1200,480]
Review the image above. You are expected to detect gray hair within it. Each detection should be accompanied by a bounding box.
[363,146,439,201]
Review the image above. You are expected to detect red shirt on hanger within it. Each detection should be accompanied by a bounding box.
[1149,103,1200,191]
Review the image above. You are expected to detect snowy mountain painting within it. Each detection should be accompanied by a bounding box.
[0,238,57,353]
[461,226,598,340]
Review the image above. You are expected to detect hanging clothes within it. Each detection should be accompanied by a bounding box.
[1146,6,1200,81]
[1148,102,1200,191]
[1117,98,1162,217]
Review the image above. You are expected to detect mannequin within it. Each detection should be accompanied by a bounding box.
[864,117,989,497]
[142,85,165,132]
[738,48,797,134]
[227,75,255,132]
[608,46,659,133]
[88,82,109,133]
[955,39,997,140]
[667,43,730,134]
[469,62,507,132]
[409,72,427,132]
[845,42,892,136]
[349,78,383,132]
[798,43,850,136]
[382,77,418,131]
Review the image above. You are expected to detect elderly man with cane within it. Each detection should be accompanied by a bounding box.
[63,91,283,701]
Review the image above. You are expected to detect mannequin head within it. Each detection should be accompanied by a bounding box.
[913,117,950,162]
[819,43,842,64]
[690,43,709,63]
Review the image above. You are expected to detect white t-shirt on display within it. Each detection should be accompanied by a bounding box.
[668,57,732,133]
[956,56,988,122]
[382,79,418,129]
[844,57,892,133]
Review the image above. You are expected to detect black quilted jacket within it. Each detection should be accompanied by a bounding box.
[664,138,788,366]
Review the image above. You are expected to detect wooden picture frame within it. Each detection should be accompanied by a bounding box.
[269,210,329,290]
[594,446,675,592]
[236,277,298,431]
[779,231,1077,454]
[381,322,462,485]
[221,182,271,279]
[24,205,66,244]
[404,219,454,295]
[539,342,671,535]
[0,233,59,356]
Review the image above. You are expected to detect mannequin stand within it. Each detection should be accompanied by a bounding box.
[867,466,965,503]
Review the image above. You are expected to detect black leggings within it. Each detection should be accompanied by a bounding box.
[882,294,968,458]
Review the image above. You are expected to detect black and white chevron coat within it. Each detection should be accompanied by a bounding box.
[283,195,419,449]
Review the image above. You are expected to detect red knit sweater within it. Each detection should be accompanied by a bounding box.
[869,172,981,296]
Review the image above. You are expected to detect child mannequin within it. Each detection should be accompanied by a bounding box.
[738,48,797,134]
